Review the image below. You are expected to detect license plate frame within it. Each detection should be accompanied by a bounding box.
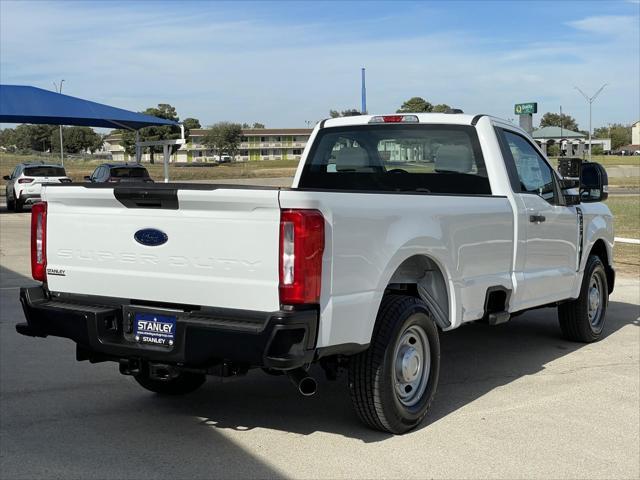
[133,311,177,348]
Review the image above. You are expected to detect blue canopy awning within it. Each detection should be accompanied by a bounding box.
[0,85,178,130]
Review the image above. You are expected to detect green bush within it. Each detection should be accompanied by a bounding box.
[547,144,560,156]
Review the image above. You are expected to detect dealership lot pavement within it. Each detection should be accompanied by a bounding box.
[1,203,638,479]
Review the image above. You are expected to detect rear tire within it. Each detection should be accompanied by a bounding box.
[558,255,608,342]
[348,295,440,434]
[13,193,23,213]
[6,192,15,211]
[134,370,206,395]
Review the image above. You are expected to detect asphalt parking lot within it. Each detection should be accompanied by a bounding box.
[1,202,638,480]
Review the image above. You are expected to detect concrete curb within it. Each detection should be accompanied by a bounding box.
[615,237,640,245]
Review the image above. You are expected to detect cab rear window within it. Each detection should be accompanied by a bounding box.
[24,166,66,177]
[110,167,150,178]
[298,124,491,195]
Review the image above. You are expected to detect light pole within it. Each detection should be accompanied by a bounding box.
[574,83,607,161]
[53,80,65,166]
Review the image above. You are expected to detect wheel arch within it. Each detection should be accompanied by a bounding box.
[589,238,615,294]
[382,254,452,330]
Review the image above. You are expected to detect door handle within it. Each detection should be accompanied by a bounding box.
[529,214,546,223]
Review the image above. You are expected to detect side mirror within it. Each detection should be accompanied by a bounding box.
[2,175,10,181]
[84,176,92,181]
[580,162,608,202]
[558,158,581,205]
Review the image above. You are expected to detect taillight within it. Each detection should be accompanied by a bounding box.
[31,202,47,282]
[18,177,34,183]
[279,209,324,305]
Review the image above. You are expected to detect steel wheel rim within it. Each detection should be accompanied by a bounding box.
[393,322,430,407]
[588,273,603,327]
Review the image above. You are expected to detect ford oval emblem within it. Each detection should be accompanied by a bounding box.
[134,228,168,247]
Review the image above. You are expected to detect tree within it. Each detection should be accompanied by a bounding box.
[252,122,265,129]
[432,103,452,113]
[121,103,182,163]
[8,124,56,152]
[202,124,225,159]
[329,109,361,118]
[183,117,201,130]
[539,112,580,132]
[225,123,243,159]
[202,122,243,161]
[397,97,433,113]
[50,126,103,154]
[594,123,632,150]
[0,128,17,151]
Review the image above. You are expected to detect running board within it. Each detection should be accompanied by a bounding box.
[487,311,510,325]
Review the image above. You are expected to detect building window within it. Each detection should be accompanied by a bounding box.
[240,150,248,156]
[293,149,302,155]
[275,136,281,142]
[261,149,269,156]
[273,149,282,155]
[260,137,267,142]
[292,136,297,142]
[241,136,248,142]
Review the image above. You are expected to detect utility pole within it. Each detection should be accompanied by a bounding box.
[574,84,607,161]
[361,68,367,114]
[560,105,563,157]
[53,80,65,166]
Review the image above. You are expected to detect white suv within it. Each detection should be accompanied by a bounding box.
[3,163,71,212]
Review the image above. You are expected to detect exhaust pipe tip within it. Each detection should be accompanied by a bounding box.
[298,376,317,397]
[287,368,317,397]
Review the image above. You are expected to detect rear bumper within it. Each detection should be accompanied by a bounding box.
[18,193,41,204]
[17,286,317,370]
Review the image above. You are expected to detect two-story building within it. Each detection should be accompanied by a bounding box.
[105,128,313,163]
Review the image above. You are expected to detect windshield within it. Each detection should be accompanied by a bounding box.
[24,166,66,177]
[110,167,149,178]
[298,124,491,195]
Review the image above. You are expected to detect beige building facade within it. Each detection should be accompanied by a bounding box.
[105,128,312,163]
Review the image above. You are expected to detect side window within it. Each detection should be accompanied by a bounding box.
[91,167,102,180]
[502,130,556,203]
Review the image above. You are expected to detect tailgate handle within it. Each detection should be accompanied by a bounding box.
[114,187,179,209]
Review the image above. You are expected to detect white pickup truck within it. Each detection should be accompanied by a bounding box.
[17,113,614,434]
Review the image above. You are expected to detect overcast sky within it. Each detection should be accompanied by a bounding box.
[1,0,638,130]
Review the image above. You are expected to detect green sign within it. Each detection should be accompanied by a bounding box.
[514,102,537,115]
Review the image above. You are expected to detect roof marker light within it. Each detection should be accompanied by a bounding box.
[369,115,419,124]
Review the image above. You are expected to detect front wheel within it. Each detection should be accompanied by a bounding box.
[558,255,609,342]
[348,295,440,434]
[134,370,206,395]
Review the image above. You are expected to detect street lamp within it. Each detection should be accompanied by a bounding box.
[53,80,65,166]
[574,83,607,161]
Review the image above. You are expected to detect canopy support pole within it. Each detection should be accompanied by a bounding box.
[135,123,185,183]
[135,131,141,163]
[163,144,170,183]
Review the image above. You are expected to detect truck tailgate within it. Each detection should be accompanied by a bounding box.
[42,185,281,312]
